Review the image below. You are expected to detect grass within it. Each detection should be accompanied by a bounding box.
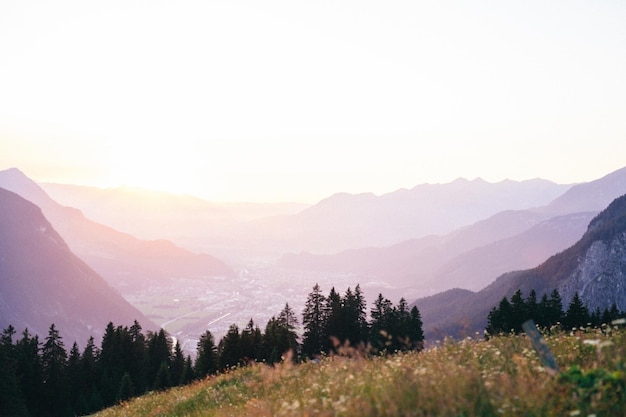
[92,326,626,417]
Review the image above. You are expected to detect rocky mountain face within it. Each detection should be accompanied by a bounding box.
[0,187,157,345]
[416,193,626,340]
[0,168,234,293]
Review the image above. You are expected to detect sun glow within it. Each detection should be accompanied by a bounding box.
[105,140,204,196]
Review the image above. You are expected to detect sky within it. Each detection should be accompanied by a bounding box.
[1,0,625,202]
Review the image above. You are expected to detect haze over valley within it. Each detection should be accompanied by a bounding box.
[2,165,626,355]
[2,0,626,360]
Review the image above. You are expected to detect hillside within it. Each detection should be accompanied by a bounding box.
[416,193,626,339]
[91,329,626,417]
[0,187,157,344]
[0,168,234,292]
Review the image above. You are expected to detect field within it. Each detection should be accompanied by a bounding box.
[92,325,626,417]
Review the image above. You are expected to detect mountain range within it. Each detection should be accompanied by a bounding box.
[3,165,626,347]
[415,191,626,340]
[0,168,233,293]
[280,167,626,300]
[0,187,156,345]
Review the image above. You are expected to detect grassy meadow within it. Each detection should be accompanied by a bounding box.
[92,325,626,417]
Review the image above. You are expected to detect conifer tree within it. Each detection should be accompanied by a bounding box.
[127,320,148,393]
[301,283,327,358]
[67,342,82,413]
[218,324,242,369]
[152,362,172,391]
[263,313,299,364]
[195,330,218,378]
[547,289,564,326]
[14,329,43,417]
[409,306,425,351]
[180,355,195,385]
[370,294,394,352]
[564,292,589,329]
[79,336,101,415]
[323,287,344,350]
[342,286,368,347]
[147,329,171,391]
[41,324,70,417]
[170,341,186,387]
[0,326,29,417]
[117,372,135,401]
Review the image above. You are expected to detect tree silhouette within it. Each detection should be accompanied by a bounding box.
[195,330,218,378]
[301,283,327,358]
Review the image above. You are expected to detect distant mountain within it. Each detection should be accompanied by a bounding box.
[0,187,157,345]
[544,165,626,215]
[428,212,595,291]
[0,168,234,293]
[281,166,626,295]
[40,182,309,252]
[250,177,571,253]
[415,193,626,340]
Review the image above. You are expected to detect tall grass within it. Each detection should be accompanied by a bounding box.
[93,326,626,417]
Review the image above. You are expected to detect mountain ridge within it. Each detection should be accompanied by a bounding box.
[0,168,234,293]
[0,187,157,345]
[415,192,626,339]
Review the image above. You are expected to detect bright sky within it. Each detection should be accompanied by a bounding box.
[1,0,625,202]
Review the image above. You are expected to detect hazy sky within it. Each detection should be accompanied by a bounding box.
[1,0,625,202]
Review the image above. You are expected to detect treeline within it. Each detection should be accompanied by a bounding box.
[0,284,424,417]
[486,288,626,335]
[300,284,424,356]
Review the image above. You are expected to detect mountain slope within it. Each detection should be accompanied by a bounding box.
[544,165,626,214]
[428,212,595,291]
[416,193,626,339]
[0,168,234,293]
[0,187,157,344]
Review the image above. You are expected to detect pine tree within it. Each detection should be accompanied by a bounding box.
[170,341,185,387]
[127,320,148,393]
[526,289,538,323]
[218,324,242,369]
[547,289,564,327]
[41,324,70,417]
[99,323,125,406]
[370,294,394,352]
[195,330,218,378]
[486,296,513,335]
[0,326,29,417]
[117,372,135,401]
[14,329,43,417]
[179,355,195,385]
[263,314,299,364]
[67,342,82,413]
[147,329,171,391]
[509,289,527,333]
[342,286,368,348]
[323,287,344,351]
[152,362,172,391]
[301,283,327,358]
[408,306,425,351]
[564,292,589,330]
[79,336,101,415]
